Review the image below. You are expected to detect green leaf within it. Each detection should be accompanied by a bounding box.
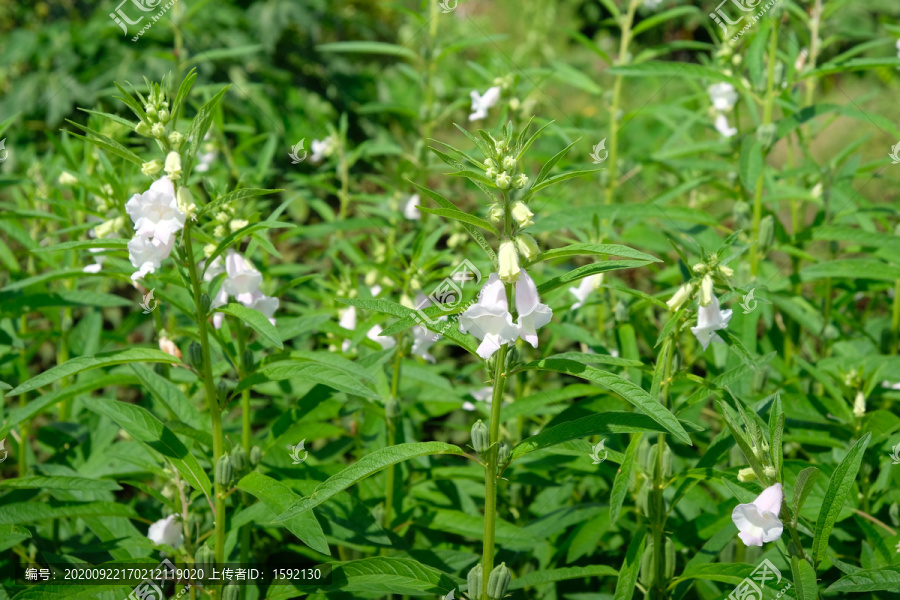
[632,6,700,36]
[534,243,660,264]
[0,477,122,492]
[325,557,457,596]
[800,259,900,282]
[186,85,230,170]
[613,529,646,600]
[217,303,283,349]
[610,434,642,524]
[517,358,692,445]
[810,433,871,567]
[243,361,380,400]
[7,348,180,396]
[0,524,31,552]
[804,57,900,78]
[791,556,819,600]
[316,41,418,61]
[66,128,143,165]
[275,442,465,521]
[739,136,763,193]
[237,472,329,555]
[825,565,900,592]
[792,467,819,518]
[417,206,500,235]
[31,238,129,253]
[509,565,618,590]
[537,261,655,294]
[81,396,213,500]
[0,501,138,525]
[200,188,282,218]
[606,62,740,87]
[202,221,292,272]
[510,411,690,460]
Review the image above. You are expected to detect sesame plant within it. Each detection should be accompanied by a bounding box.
[3,1,900,600]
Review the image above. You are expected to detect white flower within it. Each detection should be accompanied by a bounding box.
[643,0,663,9]
[246,290,279,326]
[516,234,540,261]
[463,386,495,411]
[569,274,601,310]
[223,251,263,305]
[708,83,738,112]
[202,257,229,328]
[366,325,395,349]
[469,86,501,122]
[715,114,738,138]
[458,273,519,359]
[410,294,444,363]
[195,134,217,173]
[699,274,714,307]
[511,201,534,228]
[498,239,520,283]
[515,269,552,348]
[732,483,784,546]
[339,306,357,352]
[83,248,106,274]
[164,151,182,181]
[147,515,183,549]
[128,235,175,281]
[404,194,422,220]
[691,295,732,350]
[125,177,186,245]
[896,39,900,58]
[853,390,866,418]
[666,283,693,311]
[159,335,181,359]
[310,136,336,162]
[59,171,79,185]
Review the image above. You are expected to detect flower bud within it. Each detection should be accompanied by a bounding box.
[756,123,777,149]
[498,239,520,283]
[164,151,182,180]
[853,390,866,418]
[501,156,516,171]
[665,283,692,311]
[497,441,510,465]
[488,203,504,223]
[231,446,248,472]
[485,167,498,179]
[699,274,713,307]
[510,201,534,229]
[467,564,483,600]
[200,293,211,314]
[484,158,496,169]
[188,342,203,368]
[718,264,734,277]
[513,173,528,189]
[157,109,170,124]
[764,465,777,480]
[58,171,79,185]
[487,563,511,600]
[222,585,239,600]
[515,234,539,261]
[93,217,124,239]
[471,420,489,454]
[141,160,164,176]
[215,454,233,487]
[503,345,519,370]
[216,379,229,406]
[738,467,757,482]
[135,122,152,137]
[250,445,262,466]
[758,215,775,253]
[495,171,511,190]
[168,131,184,150]
[151,122,166,139]
[177,187,197,220]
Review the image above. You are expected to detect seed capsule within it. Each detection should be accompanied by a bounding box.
[249,445,262,466]
[222,584,239,600]
[195,545,214,570]
[231,446,248,472]
[215,454,233,487]
[471,420,489,455]
[467,564,483,600]
[188,342,203,368]
[497,441,510,465]
[487,562,510,600]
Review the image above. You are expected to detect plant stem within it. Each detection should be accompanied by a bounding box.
[482,344,508,599]
[650,340,674,600]
[749,20,780,279]
[892,280,900,353]
[384,347,402,533]
[604,0,640,208]
[183,222,226,597]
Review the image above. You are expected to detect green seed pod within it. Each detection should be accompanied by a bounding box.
[755,123,777,149]
[200,293,211,314]
[467,564,483,600]
[503,346,519,370]
[733,201,752,232]
[195,545,214,570]
[639,540,655,586]
[216,380,229,406]
[215,454,233,487]
[497,441,510,465]
[485,352,498,374]
[188,342,203,368]
[487,563,510,600]
[471,420,489,455]
[661,443,673,479]
[222,584,239,600]
[664,537,675,580]
[231,446,248,472]
[250,445,262,466]
[242,348,255,373]
[385,397,399,419]
[888,502,899,527]
[758,215,776,253]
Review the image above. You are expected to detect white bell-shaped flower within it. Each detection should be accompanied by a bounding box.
[515,269,552,348]
[147,514,184,549]
[125,177,186,245]
[708,82,738,112]
[691,295,732,350]
[458,273,518,359]
[469,86,501,122]
[128,235,175,281]
[732,483,784,546]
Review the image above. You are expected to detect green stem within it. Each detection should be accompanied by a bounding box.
[482,344,508,598]
[749,20,780,279]
[651,341,674,600]
[183,222,226,597]
[892,280,900,353]
[384,347,402,534]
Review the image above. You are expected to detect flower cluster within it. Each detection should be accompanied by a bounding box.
[204,250,279,328]
[708,82,739,138]
[666,256,734,349]
[125,176,186,281]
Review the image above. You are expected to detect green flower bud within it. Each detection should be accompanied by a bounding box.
[471,420,489,454]
[487,562,510,600]
[385,397,399,419]
[250,445,262,466]
[485,167,498,179]
[158,109,170,124]
[216,379,229,406]
[640,540,654,585]
[664,537,675,580]
[141,159,164,176]
[512,173,528,189]
[231,446,248,472]
[151,122,166,139]
[168,131,184,150]
[755,123,777,149]
[497,441,510,465]
[488,203,504,223]
[467,564,483,600]
[135,122,152,137]
[484,158,496,170]
[515,234,539,261]
[501,156,516,171]
[495,172,511,190]
[215,454,233,487]
[222,584,239,600]
[758,215,776,253]
[144,104,158,119]
[200,293,211,314]
[188,342,203,368]
[503,345,519,370]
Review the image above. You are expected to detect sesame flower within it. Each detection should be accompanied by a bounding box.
[732,483,784,546]
[125,177,186,246]
[469,86,501,122]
